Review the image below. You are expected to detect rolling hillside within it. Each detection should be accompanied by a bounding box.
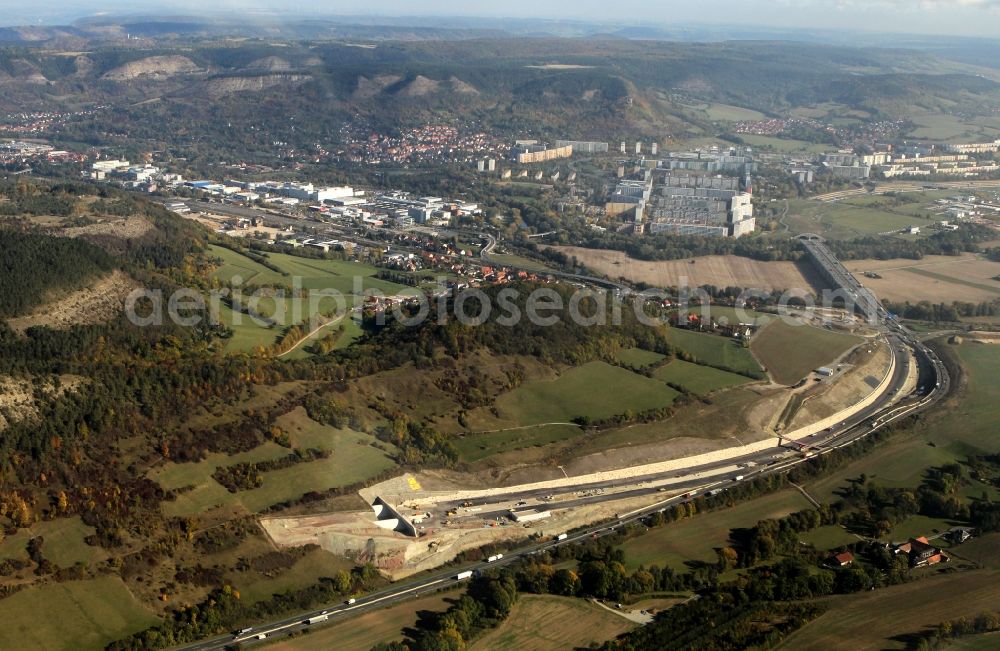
[0,38,997,145]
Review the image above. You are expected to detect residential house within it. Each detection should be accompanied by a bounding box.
[894,537,948,567]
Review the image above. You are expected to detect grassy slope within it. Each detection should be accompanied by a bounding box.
[664,328,762,376]
[267,590,460,651]
[803,342,1000,502]
[784,570,1000,651]
[208,245,408,353]
[485,361,680,428]
[453,424,583,463]
[152,412,395,517]
[654,359,753,394]
[752,320,861,385]
[618,490,813,571]
[238,548,356,605]
[470,594,637,651]
[615,347,667,368]
[0,577,159,651]
[0,516,107,567]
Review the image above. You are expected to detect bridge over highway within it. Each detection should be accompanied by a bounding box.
[798,233,883,324]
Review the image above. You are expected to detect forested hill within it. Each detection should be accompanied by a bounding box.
[0,180,209,321]
[0,229,116,319]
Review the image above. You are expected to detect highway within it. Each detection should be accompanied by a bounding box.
[178,325,944,650]
[812,179,1000,203]
[172,209,949,651]
[480,232,631,293]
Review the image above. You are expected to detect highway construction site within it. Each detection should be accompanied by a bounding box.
[208,237,951,651]
[261,282,932,580]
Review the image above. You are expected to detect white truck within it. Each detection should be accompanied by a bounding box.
[306,614,329,625]
[455,570,474,580]
[556,533,568,541]
[486,553,504,563]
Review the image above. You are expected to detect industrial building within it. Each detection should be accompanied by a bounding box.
[509,509,552,523]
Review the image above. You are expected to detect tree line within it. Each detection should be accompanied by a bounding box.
[0,229,115,318]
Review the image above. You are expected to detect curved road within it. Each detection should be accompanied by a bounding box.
[180,322,946,650]
[174,217,950,651]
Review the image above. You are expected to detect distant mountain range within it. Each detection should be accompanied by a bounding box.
[0,13,998,58]
[0,34,998,156]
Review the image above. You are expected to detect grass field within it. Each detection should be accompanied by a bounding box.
[751,320,861,385]
[545,246,820,293]
[784,198,938,241]
[152,442,291,516]
[484,252,556,273]
[664,328,763,377]
[653,359,753,394]
[152,414,396,516]
[453,423,583,462]
[619,489,813,571]
[237,435,395,513]
[907,112,986,141]
[208,246,409,354]
[889,515,960,543]
[953,533,1000,570]
[784,570,1000,651]
[237,547,355,605]
[268,590,460,651]
[615,347,667,368]
[573,387,767,456]
[842,255,1000,305]
[470,594,636,651]
[0,577,159,651]
[702,102,767,122]
[210,244,275,284]
[210,246,407,294]
[797,525,858,551]
[737,134,829,154]
[672,305,775,328]
[945,633,1000,650]
[0,516,106,567]
[804,342,1000,502]
[475,361,680,429]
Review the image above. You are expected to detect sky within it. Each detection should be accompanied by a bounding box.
[2,0,1000,38]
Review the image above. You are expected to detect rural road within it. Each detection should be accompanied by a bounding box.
[275,312,351,358]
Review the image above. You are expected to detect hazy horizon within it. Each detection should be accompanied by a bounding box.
[1,1,999,39]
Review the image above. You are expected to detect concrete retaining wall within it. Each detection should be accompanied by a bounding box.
[404,439,781,507]
[783,339,896,441]
[393,338,900,510]
[372,497,418,537]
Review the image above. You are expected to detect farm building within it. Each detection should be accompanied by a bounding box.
[827,551,855,568]
[894,537,948,568]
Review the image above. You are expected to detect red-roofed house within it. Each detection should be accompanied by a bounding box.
[894,536,948,567]
[828,551,855,568]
